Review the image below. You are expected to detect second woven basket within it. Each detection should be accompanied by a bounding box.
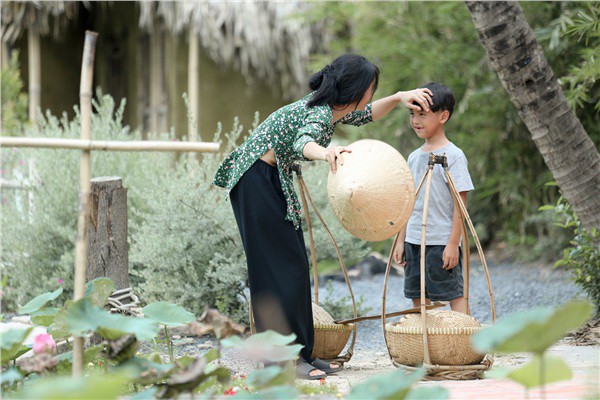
[312,302,354,360]
[385,309,484,366]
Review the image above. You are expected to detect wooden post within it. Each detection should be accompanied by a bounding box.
[188,28,200,161]
[28,30,41,124]
[72,30,97,377]
[149,15,162,136]
[1,39,9,69]
[88,177,129,290]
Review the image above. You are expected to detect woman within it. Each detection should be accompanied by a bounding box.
[213,54,433,379]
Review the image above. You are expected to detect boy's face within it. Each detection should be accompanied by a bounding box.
[409,108,448,139]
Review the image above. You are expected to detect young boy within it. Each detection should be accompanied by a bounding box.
[393,82,473,314]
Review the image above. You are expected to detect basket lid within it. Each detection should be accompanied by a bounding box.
[386,310,482,335]
[327,139,415,242]
[312,302,335,324]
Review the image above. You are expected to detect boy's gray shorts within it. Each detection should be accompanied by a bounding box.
[403,242,464,302]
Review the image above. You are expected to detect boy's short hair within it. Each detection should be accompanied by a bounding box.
[417,82,456,121]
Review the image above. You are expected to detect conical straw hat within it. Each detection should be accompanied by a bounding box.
[327,139,415,241]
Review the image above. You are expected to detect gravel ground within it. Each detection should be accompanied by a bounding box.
[141,259,584,374]
[322,259,583,356]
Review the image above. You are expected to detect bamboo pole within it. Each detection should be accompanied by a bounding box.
[297,173,319,304]
[150,15,161,136]
[0,137,220,153]
[72,30,98,377]
[28,30,41,124]
[420,165,434,365]
[188,29,200,155]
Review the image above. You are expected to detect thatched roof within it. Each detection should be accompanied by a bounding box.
[139,1,330,98]
[2,1,329,98]
[1,1,80,44]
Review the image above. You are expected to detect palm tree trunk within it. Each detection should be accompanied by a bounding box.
[465,1,600,232]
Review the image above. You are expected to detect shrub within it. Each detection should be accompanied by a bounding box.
[1,93,174,310]
[541,195,600,315]
[1,51,28,136]
[129,119,248,322]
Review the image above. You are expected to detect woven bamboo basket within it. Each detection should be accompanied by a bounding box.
[385,310,484,366]
[311,302,354,360]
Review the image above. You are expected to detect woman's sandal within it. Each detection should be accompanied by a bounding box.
[295,361,327,380]
[311,358,343,374]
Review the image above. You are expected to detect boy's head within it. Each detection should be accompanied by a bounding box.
[409,82,455,139]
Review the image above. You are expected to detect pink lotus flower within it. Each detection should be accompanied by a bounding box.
[57,278,63,284]
[33,334,56,355]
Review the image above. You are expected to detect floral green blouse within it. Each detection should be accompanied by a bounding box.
[213,92,374,229]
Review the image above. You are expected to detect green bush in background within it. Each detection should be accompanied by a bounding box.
[541,194,600,316]
[1,93,375,322]
[1,93,174,310]
[305,1,599,261]
[1,51,28,136]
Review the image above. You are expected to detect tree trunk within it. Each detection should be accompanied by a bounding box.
[465,1,600,232]
[87,177,130,291]
[28,30,41,124]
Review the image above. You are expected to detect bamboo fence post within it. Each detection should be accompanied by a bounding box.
[28,30,41,124]
[188,29,200,157]
[72,30,98,377]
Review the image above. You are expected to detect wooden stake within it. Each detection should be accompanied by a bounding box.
[28,30,41,124]
[420,166,434,365]
[188,29,200,146]
[72,30,98,377]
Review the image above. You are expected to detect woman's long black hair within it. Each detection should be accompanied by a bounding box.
[307,54,379,109]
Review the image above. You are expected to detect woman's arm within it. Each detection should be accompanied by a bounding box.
[372,89,434,121]
[302,141,351,174]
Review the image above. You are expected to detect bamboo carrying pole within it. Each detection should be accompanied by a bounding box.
[0,137,219,153]
[419,165,434,366]
[72,30,97,376]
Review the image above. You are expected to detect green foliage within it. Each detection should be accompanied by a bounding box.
[473,300,593,354]
[85,277,116,308]
[18,288,63,314]
[304,1,599,255]
[1,93,174,311]
[222,331,302,363]
[1,327,32,364]
[542,195,600,314]
[0,51,28,136]
[507,355,572,389]
[347,369,447,400]
[14,372,130,400]
[142,302,196,327]
[473,300,592,391]
[319,280,371,321]
[66,298,159,341]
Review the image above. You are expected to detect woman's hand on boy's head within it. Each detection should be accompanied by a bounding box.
[396,89,433,112]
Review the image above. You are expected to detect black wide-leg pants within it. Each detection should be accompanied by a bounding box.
[230,159,314,362]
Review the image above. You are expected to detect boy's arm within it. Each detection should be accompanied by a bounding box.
[392,226,407,265]
[442,191,468,270]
